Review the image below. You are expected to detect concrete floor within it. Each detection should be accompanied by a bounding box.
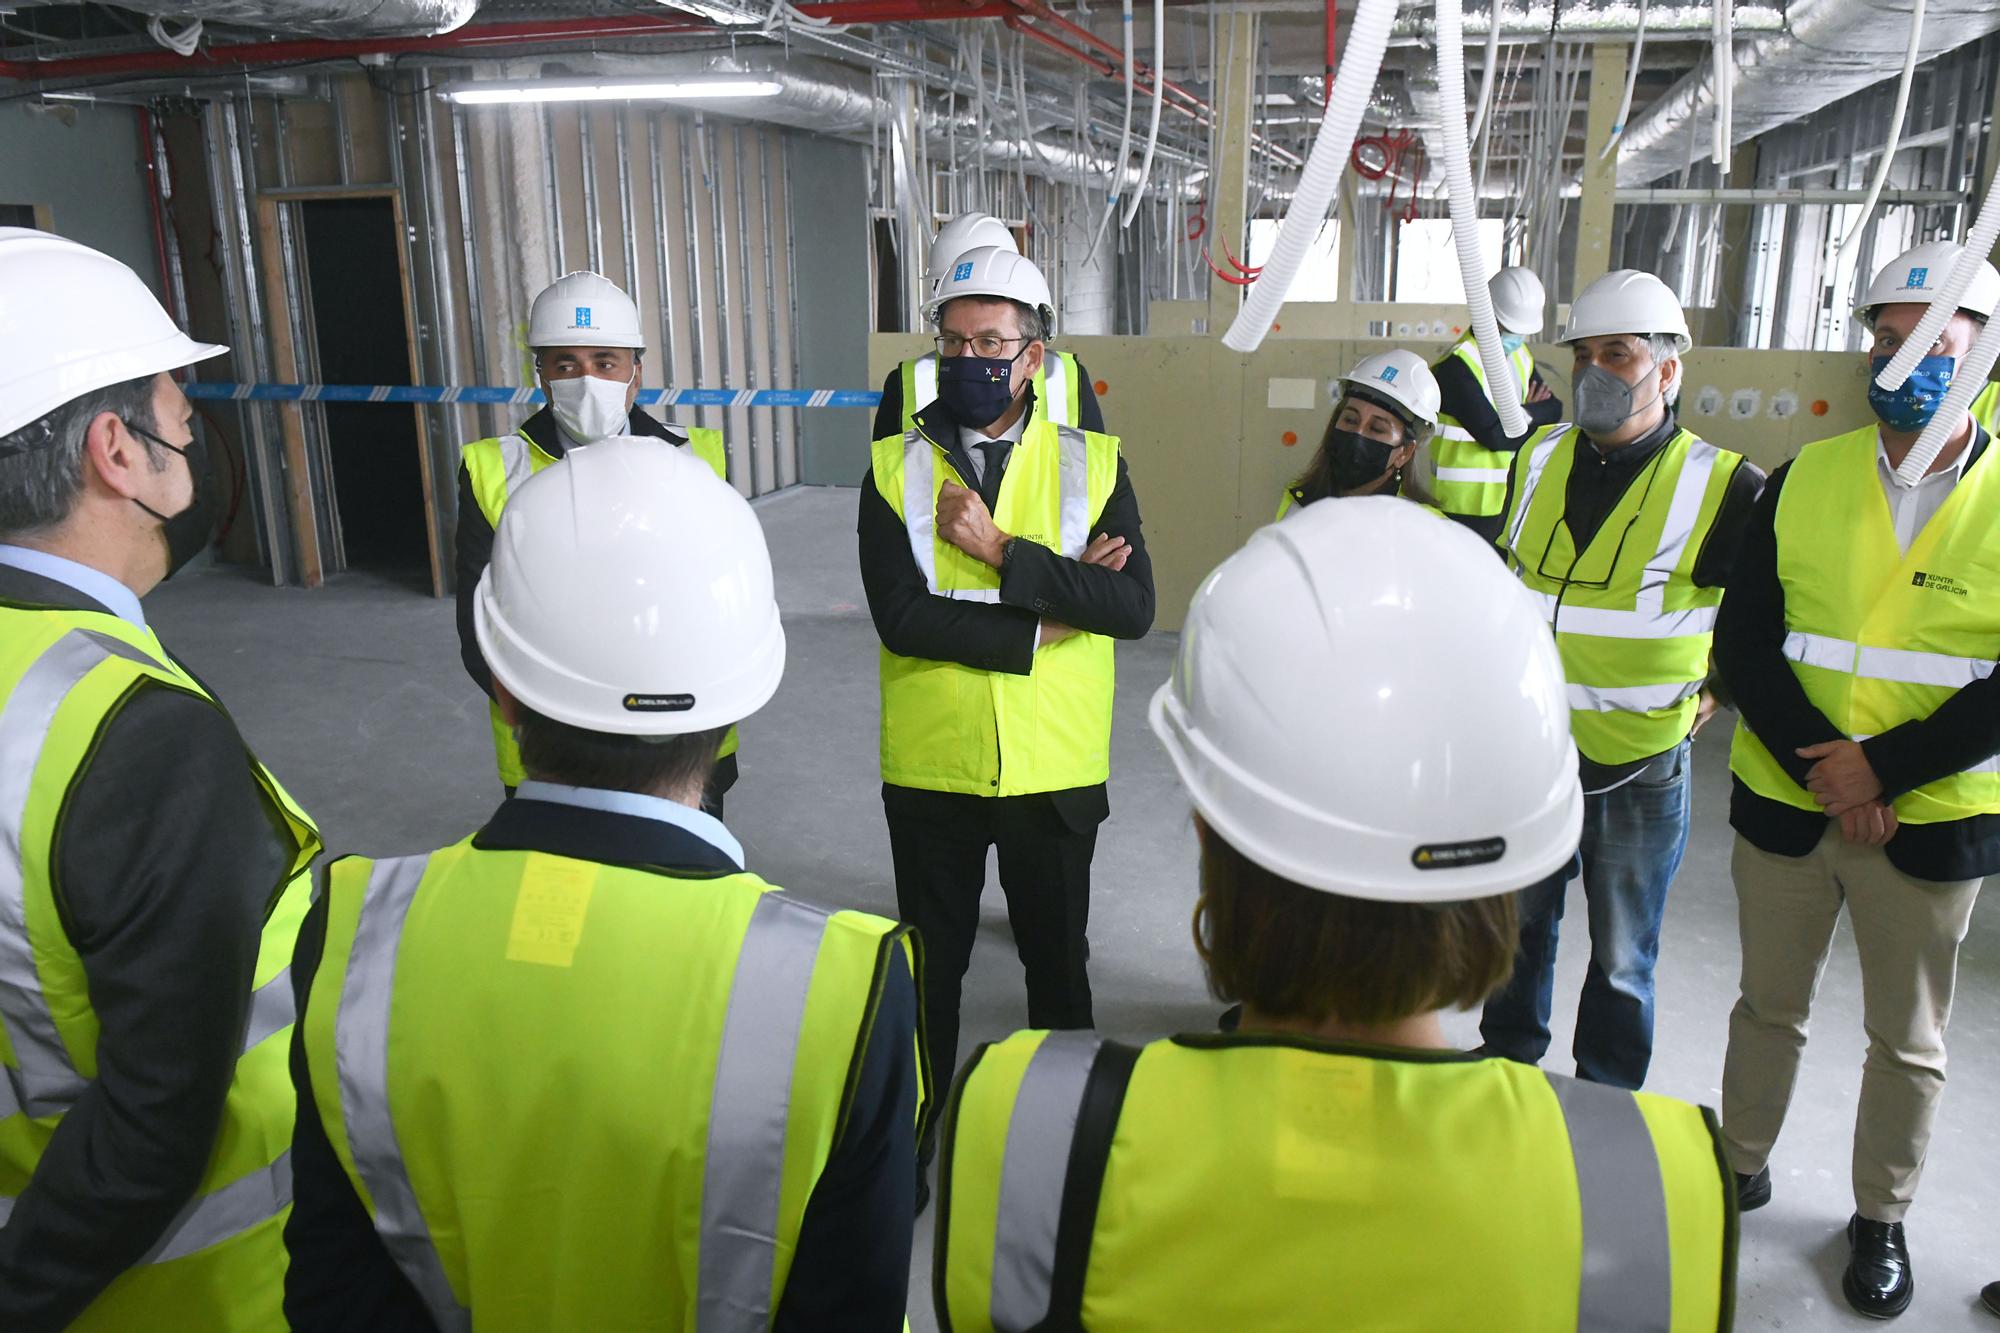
[147,485,2000,1330]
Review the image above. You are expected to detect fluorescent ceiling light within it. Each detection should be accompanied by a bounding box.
[1254,92,1297,107]
[446,78,785,105]
[655,0,766,24]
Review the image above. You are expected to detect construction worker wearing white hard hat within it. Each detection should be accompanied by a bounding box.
[1479,267,1764,1096]
[1429,266,1567,540]
[287,439,924,1329]
[871,213,1106,440]
[454,270,734,803]
[859,243,1155,1206]
[0,229,322,1329]
[934,500,1734,1330]
[1278,348,1443,518]
[1716,238,2000,1321]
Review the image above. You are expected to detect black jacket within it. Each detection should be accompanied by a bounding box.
[0,566,297,1331]
[451,407,735,793]
[858,388,1154,829]
[871,354,1106,443]
[282,796,921,1332]
[1716,428,2000,881]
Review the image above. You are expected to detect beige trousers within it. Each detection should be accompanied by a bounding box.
[1720,827,1981,1223]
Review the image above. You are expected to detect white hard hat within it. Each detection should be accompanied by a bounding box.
[1489,266,1546,335]
[1854,240,2000,325]
[925,245,1058,340]
[528,271,645,351]
[1150,498,1581,903]
[927,212,1020,290]
[0,228,226,439]
[1335,349,1442,430]
[474,438,784,737]
[1561,269,1692,352]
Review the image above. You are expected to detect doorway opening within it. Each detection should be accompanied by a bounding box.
[298,197,431,584]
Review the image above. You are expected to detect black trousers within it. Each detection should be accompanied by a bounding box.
[883,784,1098,1132]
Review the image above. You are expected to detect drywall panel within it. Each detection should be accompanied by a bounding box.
[790,133,872,487]
[0,101,160,292]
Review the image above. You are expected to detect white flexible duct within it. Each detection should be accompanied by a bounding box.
[1836,0,1926,258]
[1122,0,1168,226]
[1878,180,2000,482]
[1467,0,1503,143]
[1598,0,1650,160]
[1891,312,2000,485]
[1437,0,1530,435]
[1089,0,1139,261]
[1710,0,1733,178]
[1221,0,1396,352]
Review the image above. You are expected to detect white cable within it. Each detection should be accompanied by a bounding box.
[1088,0,1138,263]
[147,15,202,57]
[1221,0,1395,351]
[1122,0,1167,226]
[1894,306,2000,486]
[1598,0,1650,160]
[1837,0,1925,258]
[1437,0,1530,435]
[1711,0,1733,178]
[1468,0,1503,145]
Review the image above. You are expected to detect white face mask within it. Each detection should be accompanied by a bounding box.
[547,367,634,445]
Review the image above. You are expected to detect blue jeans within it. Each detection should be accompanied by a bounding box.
[1479,738,1693,1089]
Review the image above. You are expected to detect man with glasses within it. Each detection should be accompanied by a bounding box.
[857,247,1154,1207]
[870,212,1105,440]
[1479,269,1762,1091]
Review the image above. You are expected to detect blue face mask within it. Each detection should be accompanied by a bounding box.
[1868,354,1955,433]
[937,353,1021,429]
[1501,333,1528,355]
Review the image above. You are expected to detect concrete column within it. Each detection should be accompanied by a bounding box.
[1208,11,1259,323]
[1572,40,1628,296]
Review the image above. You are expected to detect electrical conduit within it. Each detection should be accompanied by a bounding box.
[1121,0,1167,226]
[1468,0,1502,145]
[1598,0,1650,160]
[1088,0,1137,261]
[1221,0,1395,352]
[1435,0,1530,434]
[1836,0,1925,257]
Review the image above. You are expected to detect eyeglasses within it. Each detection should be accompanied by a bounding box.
[1530,445,1668,591]
[934,333,1031,359]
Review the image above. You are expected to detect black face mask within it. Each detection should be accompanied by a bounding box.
[127,422,215,579]
[1327,428,1397,494]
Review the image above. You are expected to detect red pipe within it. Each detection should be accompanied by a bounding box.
[1008,0,1207,115]
[1002,14,1119,80]
[135,105,178,321]
[1325,0,1336,92]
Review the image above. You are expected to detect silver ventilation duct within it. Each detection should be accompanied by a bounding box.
[1389,0,1782,43]
[1613,0,2000,185]
[6,0,478,38]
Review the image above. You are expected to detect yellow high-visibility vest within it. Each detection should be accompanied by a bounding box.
[0,605,320,1331]
[939,1030,1733,1331]
[1501,423,1745,766]
[871,416,1120,796]
[1731,423,2000,823]
[1431,336,1538,519]
[461,418,734,787]
[301,843,919,1329]
[899,350,1084,432]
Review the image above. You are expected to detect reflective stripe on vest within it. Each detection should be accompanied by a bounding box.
[896,425,1095,603]
[335,853,842,1331]
[989,1030,1102,1331]
[982,1054,1676,1333]
[1783,629,1998,690]
[336,855,471,1331]
[1432,340,1535,515]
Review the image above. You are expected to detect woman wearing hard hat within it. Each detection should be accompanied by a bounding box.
[1278,349,1443,518]
[932,501,1735,1331]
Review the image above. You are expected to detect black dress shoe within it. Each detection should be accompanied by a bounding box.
[1980,1281,2000,1317]
[1735,1166,1771,1212]
[1843,1214,1913,1319]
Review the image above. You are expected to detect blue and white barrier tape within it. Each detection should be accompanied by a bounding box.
[182,382,884,408]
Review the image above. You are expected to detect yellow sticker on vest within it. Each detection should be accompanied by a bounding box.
[506,854,597,967]
[1273,1058,1375,1200]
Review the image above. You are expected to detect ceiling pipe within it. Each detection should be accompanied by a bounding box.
[4,0,479,39]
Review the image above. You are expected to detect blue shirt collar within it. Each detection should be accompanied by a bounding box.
[511,780,744,869]
[0,545,146,628]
